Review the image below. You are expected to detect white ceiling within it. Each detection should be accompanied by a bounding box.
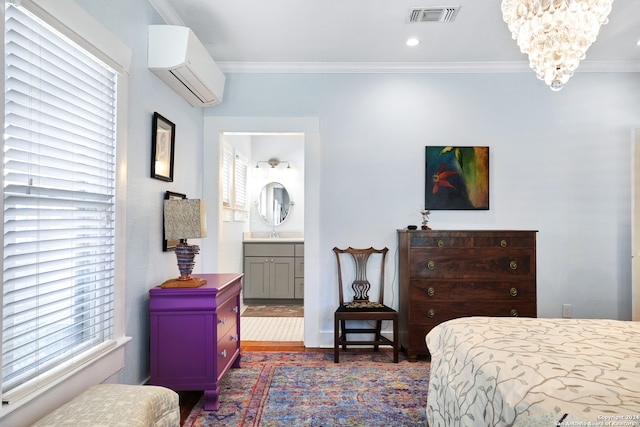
[151,0,640,73]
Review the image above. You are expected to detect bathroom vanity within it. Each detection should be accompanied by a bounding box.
[243,180,303,302]
[243,236,304,302]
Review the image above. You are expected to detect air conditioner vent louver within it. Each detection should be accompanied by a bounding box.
[407,6,460,23]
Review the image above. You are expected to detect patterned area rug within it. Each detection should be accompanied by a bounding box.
[183,351,429,427]
[242,305,304,318]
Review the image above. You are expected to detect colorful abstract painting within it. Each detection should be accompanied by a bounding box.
[425,146,489,210]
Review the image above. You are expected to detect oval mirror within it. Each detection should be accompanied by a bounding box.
[258,182,291,226]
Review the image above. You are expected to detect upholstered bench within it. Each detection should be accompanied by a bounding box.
[32,384,179,427]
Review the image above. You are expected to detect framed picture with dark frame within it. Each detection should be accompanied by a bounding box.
[163,191,186,251]
[151,112,175,182]
[425,146,490,210]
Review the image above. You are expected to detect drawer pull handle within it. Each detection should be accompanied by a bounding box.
[427,260,435,270]
[427,309,435,318]
[510,287,518,297]
[219,317,226,325]
[510,309,519,317]
[232,306,239,313]
[509,260,518,270]
[232,334,239,341]
[427,287,435,297]
[437,240,444,247]
[501,239,508,248]
[220,349,227,358]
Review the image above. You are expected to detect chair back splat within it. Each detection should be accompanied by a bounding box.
[333,246,398,363]
[336,247,386,304]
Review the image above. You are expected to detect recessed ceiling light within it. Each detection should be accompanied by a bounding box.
[406,38,420,47]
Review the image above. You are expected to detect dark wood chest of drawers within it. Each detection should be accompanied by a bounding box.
[397,230,537,361]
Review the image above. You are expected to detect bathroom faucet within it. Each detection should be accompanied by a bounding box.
[270,228,279,238]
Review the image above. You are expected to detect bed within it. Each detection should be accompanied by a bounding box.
[425,317,640,427]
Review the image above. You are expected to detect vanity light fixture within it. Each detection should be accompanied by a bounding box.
[255,157,291,169]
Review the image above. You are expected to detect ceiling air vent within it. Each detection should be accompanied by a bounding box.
[407,6,460,23]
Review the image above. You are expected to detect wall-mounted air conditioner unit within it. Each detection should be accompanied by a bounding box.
[148,25,225,107]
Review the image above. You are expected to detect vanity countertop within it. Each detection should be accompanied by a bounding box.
[243,231,304,243]
[243,237,304,242]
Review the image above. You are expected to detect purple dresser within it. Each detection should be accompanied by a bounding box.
[149,273,243,411]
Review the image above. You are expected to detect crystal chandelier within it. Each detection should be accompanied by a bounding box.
[501,0,614,91]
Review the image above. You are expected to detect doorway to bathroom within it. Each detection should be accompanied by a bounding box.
[201,116,321,348]
[220,131,304,342]
[224,131,305,342]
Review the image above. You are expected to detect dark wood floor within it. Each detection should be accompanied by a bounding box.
[178,390,204,425]
[179,341,308,425]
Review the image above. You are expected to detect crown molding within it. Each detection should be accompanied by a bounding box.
[217,60,640,74]
[578,60,640,72]
[147,0,184,25]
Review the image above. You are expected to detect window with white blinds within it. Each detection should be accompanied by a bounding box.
[234,153,249,210]
[221,142,249,214]
[221,144,233,208]
[2,3,117,395]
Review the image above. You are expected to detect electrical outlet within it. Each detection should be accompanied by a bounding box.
[562,304,572,318]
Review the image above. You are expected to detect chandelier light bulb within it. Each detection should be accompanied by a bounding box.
[406,38,420,47]
[501,0,614,91]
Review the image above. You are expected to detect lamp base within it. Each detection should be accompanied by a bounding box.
[160,276,207,288]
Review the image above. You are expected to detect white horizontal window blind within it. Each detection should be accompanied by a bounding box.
[234,153,248,210]
[221,144,233,208]
[2,3,117,395]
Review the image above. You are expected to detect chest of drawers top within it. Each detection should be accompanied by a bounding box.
[402,230,536,248]
[149,273,243,311]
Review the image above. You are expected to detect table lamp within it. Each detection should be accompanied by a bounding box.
[161,199,208,288]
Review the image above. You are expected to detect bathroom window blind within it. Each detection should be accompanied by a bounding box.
[2,4,117,394]
[234,153,248,210]
[221,144,233,208]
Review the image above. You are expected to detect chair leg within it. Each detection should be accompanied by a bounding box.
[374,320,382,352]
[392,317,399,363]
[340,320,347,350]
[334,315,340,363]
[336,315,398,363]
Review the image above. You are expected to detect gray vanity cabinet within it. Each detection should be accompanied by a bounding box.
[243,242,303,300]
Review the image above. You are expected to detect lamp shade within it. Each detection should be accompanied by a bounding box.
[163,199,207,241]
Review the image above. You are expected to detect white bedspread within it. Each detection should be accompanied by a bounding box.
[425,317,640,427]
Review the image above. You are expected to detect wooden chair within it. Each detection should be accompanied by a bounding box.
[333,246,398,363]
